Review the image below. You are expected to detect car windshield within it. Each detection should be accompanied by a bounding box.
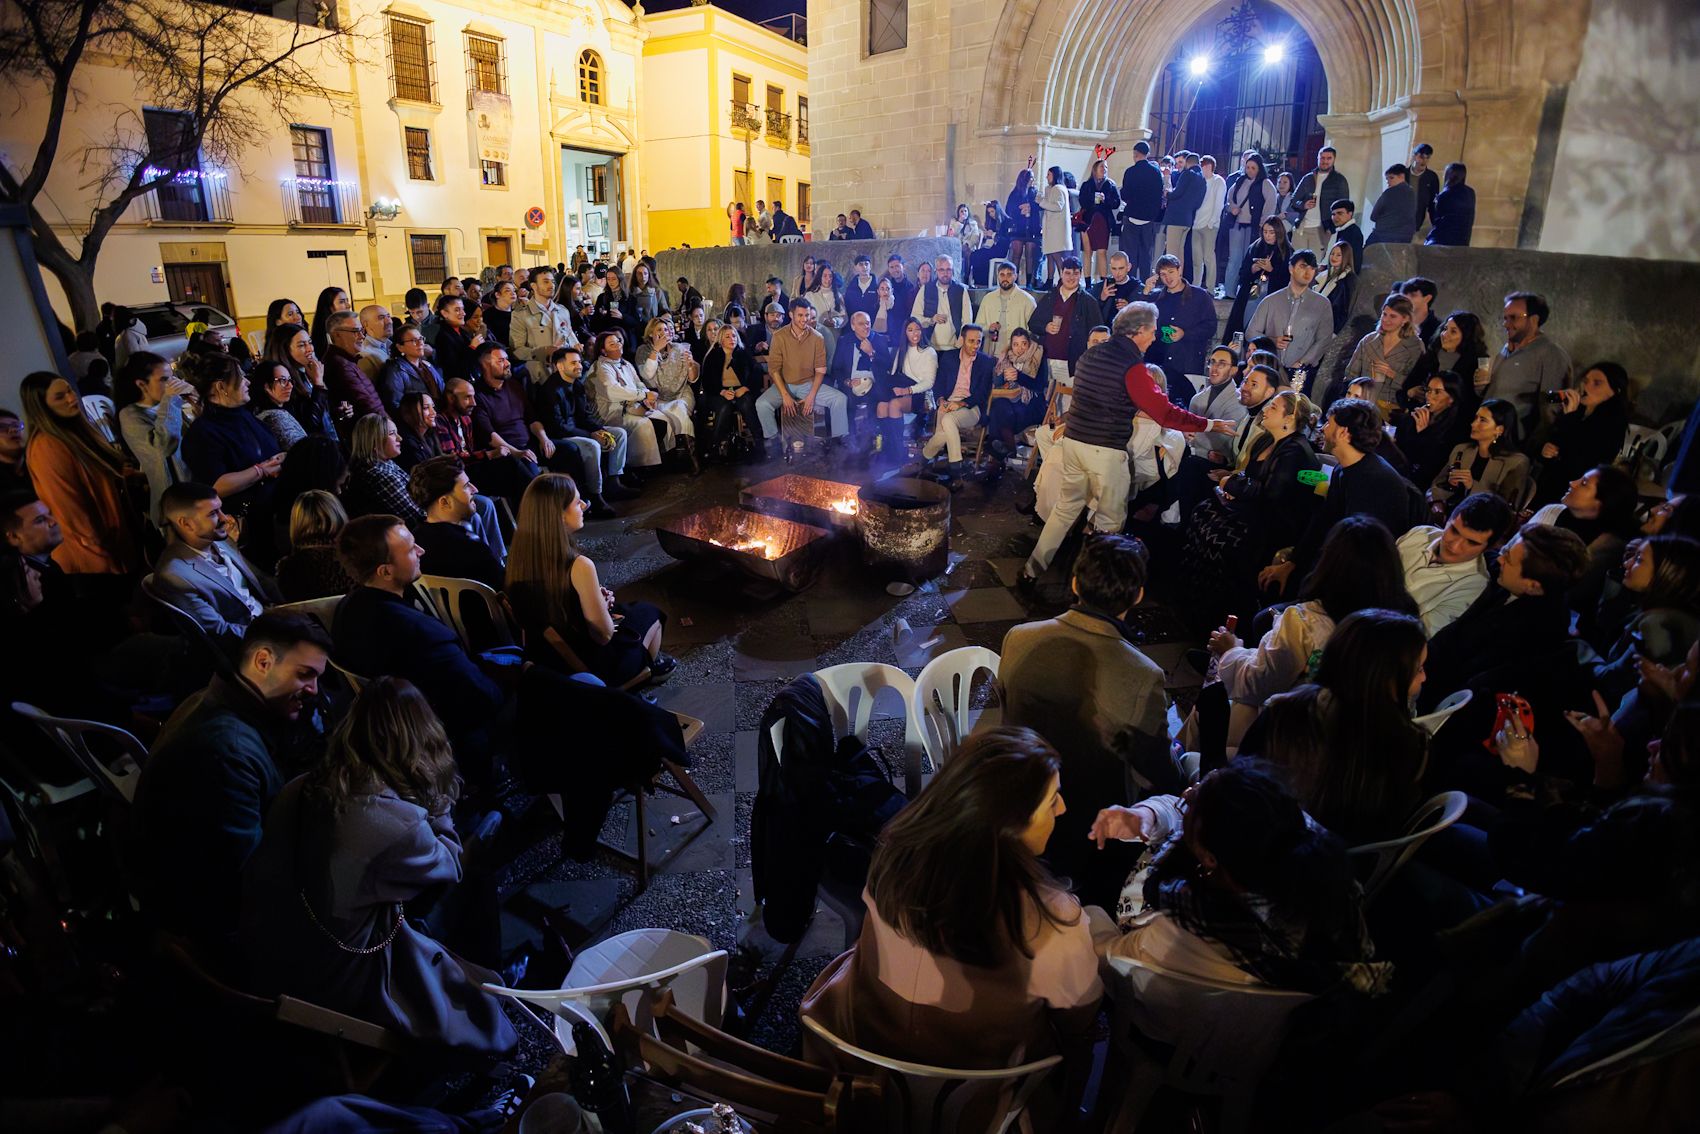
[136,308,188,337]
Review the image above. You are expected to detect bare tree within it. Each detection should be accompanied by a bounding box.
[0,0,361,330]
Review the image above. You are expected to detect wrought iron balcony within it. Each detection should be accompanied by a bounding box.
[281,176,363,227]
[135,167,233,225]
[764,108,792,144]
[730,100,762,134]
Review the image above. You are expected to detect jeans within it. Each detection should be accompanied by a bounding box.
[555,435,607,495]
[470,494,508,564]
[1121,220,1157,280]
[1226,224,1254,292]
[756,381,849,438]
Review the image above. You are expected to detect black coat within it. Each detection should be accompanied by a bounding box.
[528,373,603,441]
[1079,176,1121,226]
[1292,450,1421,572]
[1426,184,1476,246]
[697,343,760,400]
[1119,160,1165,223]
[1540,399,1631,495]
[934,349,997,414]
[1394,405,1470,489]
[1221,432,1321,562]
[828,333,894,393]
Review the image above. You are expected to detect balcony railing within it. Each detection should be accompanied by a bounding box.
[757,14,807,45]
[730,100,761,134]
[280,176,363,227]
[135,167,233,225]
[764,108,792,144]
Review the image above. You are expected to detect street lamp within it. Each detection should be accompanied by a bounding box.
[366,197,402,221]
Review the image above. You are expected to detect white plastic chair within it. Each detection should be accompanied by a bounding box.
[268,594,342,630]
[779,234,804,244]
[10,702,146,804]
[1100,952,1313,1134]
[1619,423,1667,469]
[1347,790,1470,901]
[801,1014,1061,1134]
[1413,688,1471,735]
[483,928,727,1056]
[81,394,117,444]
[912,647,1001,771]
[811,663,925,798]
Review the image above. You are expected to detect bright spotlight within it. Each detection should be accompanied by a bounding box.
[1187,55,1210,78]
[1263,42,1285,65]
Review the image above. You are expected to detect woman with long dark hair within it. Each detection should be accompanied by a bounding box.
[1079,158,1121,284]
[1089,759,1388,994]
[307,286,351,360]
[801,727,1101,1077]
[265,297,304,336]
[20,371,143,576]
[1533,464,1644,613]
[1240,608,1431,844]
[431,295,482,383]
[1224,152,1273,289]
[1006,166,1040,286]
[262,323,341,441]
[968,200,1007,286]
[1432,398,1530,510]
[873,317,938,459]
[794,255,820,304]
[250,358,311,451]
[1405,310,1490,408]
[1224,215,1291,339]
[241,677,517,1059]
[506,473,672,686]
[181,353,285,563]
[1536,362,1632,503]
[1395,370,1472,489]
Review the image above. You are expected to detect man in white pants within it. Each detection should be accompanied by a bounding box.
[922,326,994,470]
[1189,155,1227,292]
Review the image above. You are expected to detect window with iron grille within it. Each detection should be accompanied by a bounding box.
[868,0,907,56]
[797,182,812,227]
[586,164,607,205]
[404,127,434,181]
[578,50,603,105]
[466,33,505,95]
[481,161,507,187]
[290,126,339,224]
[409,234,448,287]
[142,107,207,222]
[389,17,435,103]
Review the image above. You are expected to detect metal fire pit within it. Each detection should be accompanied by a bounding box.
[655,505,830,591]
[858,477,952,582]
[740,473,863,532]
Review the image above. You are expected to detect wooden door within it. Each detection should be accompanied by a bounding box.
[164,262,230,312]
[485,235,513,267]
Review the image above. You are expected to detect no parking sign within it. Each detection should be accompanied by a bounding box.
[525,206,546,228]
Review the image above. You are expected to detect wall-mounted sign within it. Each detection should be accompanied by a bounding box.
[150,266,164,284]
[525,206,546,229]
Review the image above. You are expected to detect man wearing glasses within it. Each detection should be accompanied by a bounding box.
[1484,292,1574,444]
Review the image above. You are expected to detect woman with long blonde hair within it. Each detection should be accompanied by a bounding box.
[19,370,143,576]
[506,473,674,685]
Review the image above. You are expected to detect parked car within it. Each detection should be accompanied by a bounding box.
[124,301,238,363]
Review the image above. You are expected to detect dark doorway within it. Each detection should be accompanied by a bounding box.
[164,262,231,312]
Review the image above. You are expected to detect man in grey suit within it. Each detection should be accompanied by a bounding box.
[1000,533,1178,906]
[153,481,281,652]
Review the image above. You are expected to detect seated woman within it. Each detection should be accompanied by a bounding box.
[1196,515,1420,754]
[588,330,667,473]
[19,370,145,579]
[867,277,903,342]
[341,413,424,526]
[1238,608,1430,845]
[1180,387,1321,627]
[182,353,285,565]
[241,677,518,1059]
[1589,535,1700,757]
[506,473,674,686]
[1431,398,1530,511]
[1342,294,1422,412]
[395,391,443,471]
[261,323,341,442]
[430,295,482,383]
[984,327,1047,460]
[1532,464,1642,615]
[115,351,195,529]
[873,317,938,460]
[274,489,352,602]
[801,727,1101,1091]
[1404,310,1489,410]
[1535,361,1632,504]
[695,324,763,461]
[633,317,700,474]
[1394,370,1471,489]
[1087,759,1389,995]
[1313,240,1357,334]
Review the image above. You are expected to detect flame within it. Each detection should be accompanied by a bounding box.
[708,535,781,560]
[829,499,859,516]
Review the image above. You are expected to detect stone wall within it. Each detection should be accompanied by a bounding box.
[655,237,962,313]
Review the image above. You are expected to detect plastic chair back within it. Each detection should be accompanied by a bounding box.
[1413,688,1471,735]
[485,928,727,1056]
[913,647,1001,769]
[10,701,145,803]
[140,573,236,679]
[780,234,805,244]
[800,1014,1061,1134]
[1347,790,1470,900]
[268,595,342,630]
[1101,952,1311,1131]
[82,395,118,444]
[812,663,925,796]
[328,658,367,694]
[418,573,514,651]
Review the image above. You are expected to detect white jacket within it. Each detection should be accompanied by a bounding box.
[974,286,1038,358]
[1039,181,1073,255]
[1193,173,1227,230]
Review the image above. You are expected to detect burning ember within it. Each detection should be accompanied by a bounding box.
[655,505,830,590]
[709,535,781,560]
[829,498,859,516]
[741,474,864,530]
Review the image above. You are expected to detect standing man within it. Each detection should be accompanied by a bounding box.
[1143,255,1220,403]
[1163,152,1206,277]
[1409,143,1440,242]
[1329,200,1365,267]
[828,214,854,241]
[1245,250,1335,385]
[1291,146,1349,252]
[975,259,1037,361]
[1118,141,1165,282]
[757,297,848,450]
[911,255,974,351]
[1020,302,1236,586]
[752,200,773,242]
[850,209,874,239]
[1484,292,1573,443]
[1191,156,1228,294]
[770,200,800,240]
[1028,258,1105,377]
[1366,164,1417,246]
[509,266,578,380]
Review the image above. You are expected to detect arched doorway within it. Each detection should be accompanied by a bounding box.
[1146,1,1329,179]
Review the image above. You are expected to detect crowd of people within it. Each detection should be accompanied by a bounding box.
[5,134,1697,1130]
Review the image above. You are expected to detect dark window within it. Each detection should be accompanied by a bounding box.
[409,234,448,287]
[798,96,809,144]
[389,17,435,103]
[404,127,434,181]
[142,108,207,222]
[586,164,607,205]
[732,73,751,105]
[481,161,507,187]
[869,0,907,56]
[290,126,339,224]
[797,182,812,227]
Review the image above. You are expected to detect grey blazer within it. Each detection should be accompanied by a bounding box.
[119,399,193,525]
[1431,443,1531,509]
[153,538,280,648]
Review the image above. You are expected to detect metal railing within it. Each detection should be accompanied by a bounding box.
[135,168,233,224]
[280,177,363,226]
[764,108,792,144]
[730,100,761,134]
[758,14,807,45]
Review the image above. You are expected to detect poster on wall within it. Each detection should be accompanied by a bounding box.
[471,91,512,165]
[587,212,605,237]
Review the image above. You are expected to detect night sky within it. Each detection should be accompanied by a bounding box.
[637,0,808,25]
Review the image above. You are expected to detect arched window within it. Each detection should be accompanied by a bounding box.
[577,49,603,105]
